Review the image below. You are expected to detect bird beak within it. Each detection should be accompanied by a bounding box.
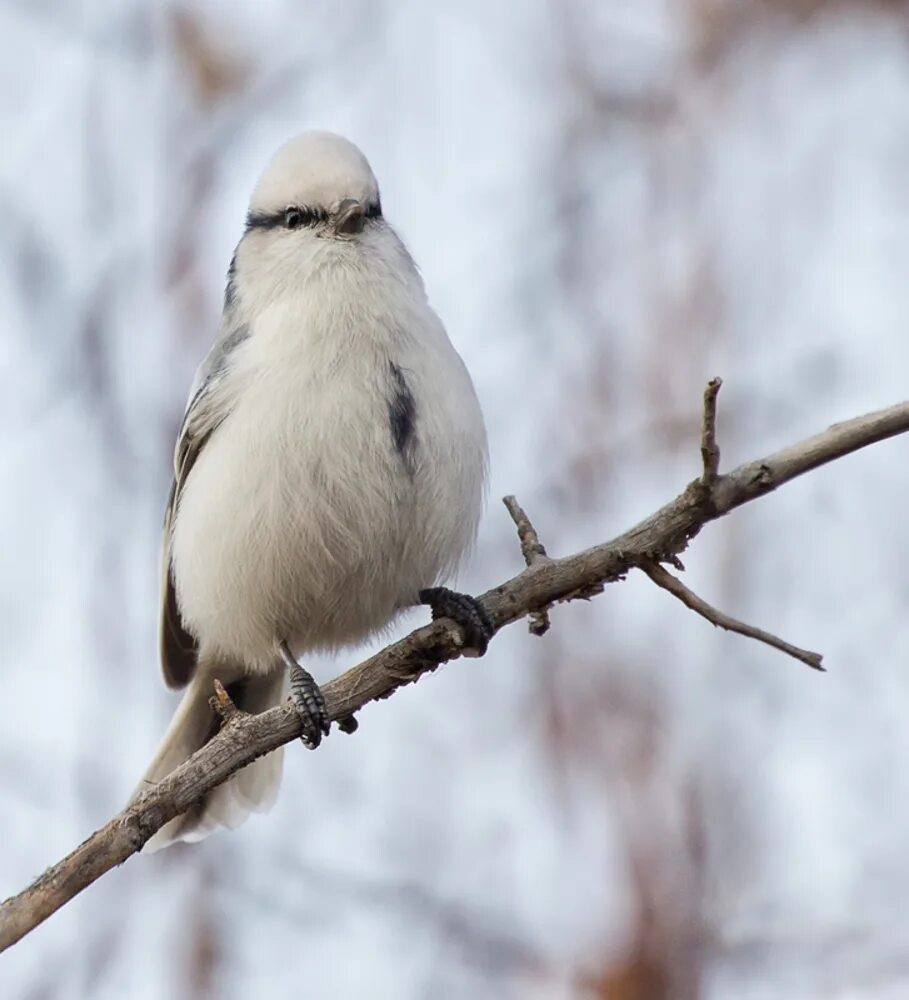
[335,199,365,236]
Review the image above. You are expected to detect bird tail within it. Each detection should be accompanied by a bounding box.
[133,660,287,852]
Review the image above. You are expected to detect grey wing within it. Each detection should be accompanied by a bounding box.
[159,323,250,688]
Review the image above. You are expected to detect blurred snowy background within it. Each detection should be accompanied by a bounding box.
[3,1,909,997]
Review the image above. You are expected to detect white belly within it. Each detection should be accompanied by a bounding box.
[170,325,483,674]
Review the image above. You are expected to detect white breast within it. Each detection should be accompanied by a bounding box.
[170,258,486,675]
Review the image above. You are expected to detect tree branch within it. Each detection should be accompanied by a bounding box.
[3,392,908,951]
[640,561,824,670]
[502,495,551,636]
[503,494,549,565]
[700,376,722,484]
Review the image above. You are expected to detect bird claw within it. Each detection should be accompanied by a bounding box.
[419,587,494,655]
[288,661,330,748]
[278,641,330,748]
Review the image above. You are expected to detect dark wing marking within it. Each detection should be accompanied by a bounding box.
[388,361,417,476]
[159,324,250,688]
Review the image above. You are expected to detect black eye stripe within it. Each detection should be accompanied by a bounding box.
[284,206,325,229]
[245,200,383,232]
[245,207,325,231]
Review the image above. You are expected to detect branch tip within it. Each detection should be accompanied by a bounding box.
[210,678,238,722]
[528,609,551,637]
[502,495,551,634]
[502,495,549,565]
[641,560,824,671]
[701,377,723,484]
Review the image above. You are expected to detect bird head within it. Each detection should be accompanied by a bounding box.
[245,131,383,242]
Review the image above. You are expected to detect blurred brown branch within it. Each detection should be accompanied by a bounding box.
[3,387,909,952]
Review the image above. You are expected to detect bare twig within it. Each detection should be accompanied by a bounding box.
[2,394,908,950]
[209,678,240,722]
[503,495,551,635]
[641,561,824,670]
[503,495,549,564]
[701,377,722,483]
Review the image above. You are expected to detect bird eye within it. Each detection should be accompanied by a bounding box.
[284,207,306,229]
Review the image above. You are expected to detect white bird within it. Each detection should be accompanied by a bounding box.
[136,132,489,850]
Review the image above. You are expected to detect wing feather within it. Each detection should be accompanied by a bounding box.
[159,322,250,688]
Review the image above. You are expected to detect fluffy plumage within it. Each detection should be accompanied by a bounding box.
[137,132,487,849]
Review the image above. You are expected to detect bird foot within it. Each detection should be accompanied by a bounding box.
[279,641,330,749]
[419,587,494,656]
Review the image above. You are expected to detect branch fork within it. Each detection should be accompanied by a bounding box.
[503,495,552,636]
[641,377,824,671]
